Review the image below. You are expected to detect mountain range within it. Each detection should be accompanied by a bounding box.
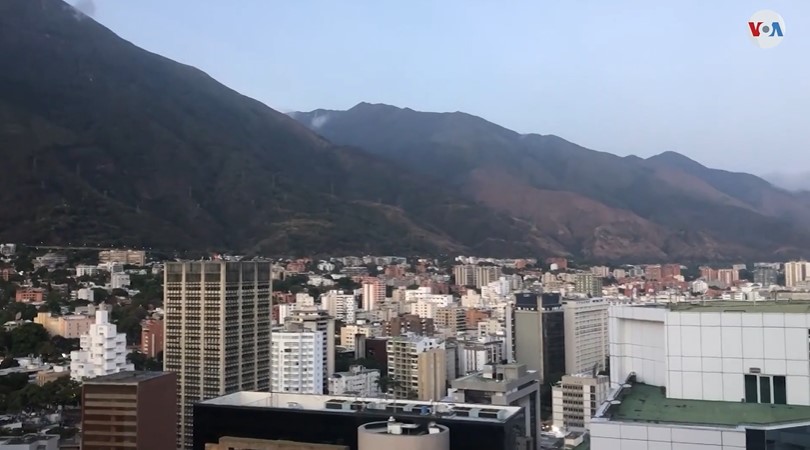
[0,0,808,262]
[291,104,810,261]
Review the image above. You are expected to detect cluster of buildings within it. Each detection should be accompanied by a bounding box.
[12,246,810,450]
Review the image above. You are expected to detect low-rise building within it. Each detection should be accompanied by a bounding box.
[551,372,609,432]
[34,312,95,338]
[328,365,381,397]
[15,288,44,303]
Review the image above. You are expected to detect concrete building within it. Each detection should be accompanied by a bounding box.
[562,297,609,375]
[321,291,356,323]
[81,371,176,450]
[453,265,475,287]
[434,306,466,334]
[357,421,449,450]
[456,338,505,375]
[111,272,131,289]
[592,301,810,450]
[70,309,133,381]
[785,260,810,288]
[14,288,44,303]
[328,365,381,397]
[140,318,164,358]
[361,279,385,311]
[286,307,335,393]
[34,312,94,338]
[513,293,565,385]
[164,261,272,449]
[76,264,100,277]
[753,266,778,287]
[475,266,502,289]
[551,372,609,432]
[449,362,540,445]
[386,335,446,401]
[99,249,146,266]
[271,327,324,394]
[194,391,530,450]
[574,273,602,297]
[339,322,379,348]
[385,314,435,337]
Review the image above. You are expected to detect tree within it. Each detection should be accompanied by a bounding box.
[92,288,109,304]
[9,323,49,356]
[127,351,162,371]
[0,358,19,369]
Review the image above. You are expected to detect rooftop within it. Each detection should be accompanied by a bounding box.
[200,392,522,423]
[604,383,810,428]
[667,300,810,314]
[83,371,173,385]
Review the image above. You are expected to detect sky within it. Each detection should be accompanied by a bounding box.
[72,0,809,176]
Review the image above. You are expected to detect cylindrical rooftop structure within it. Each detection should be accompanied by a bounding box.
[358,420,449,450]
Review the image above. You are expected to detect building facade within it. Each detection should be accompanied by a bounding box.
[164,261,272,449]
[285,307,335,393]
[140,318,164,358]
[99,249,146,266]
[271,328,325,394]
[386,335,446,401]
[35,312,94,338]
[562,298,609,375]
[328,365,381,397]
[70,309,133,381]
[81,371,176,450]
[551,373,609,431]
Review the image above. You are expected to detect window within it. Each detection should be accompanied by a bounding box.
[774,376,787,404]
[759,377,771,404]
[745,375,758,403]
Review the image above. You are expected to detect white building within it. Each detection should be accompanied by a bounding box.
[110,272,130,289]
[271,329,324,395]
[75,265,99,277]
[73,287,94,302]
[69,309,133,381]
[295,292,316,308]
[591,301,810,450]
[321,291,357,322]
[339,322,379,348]
[456,338,505,375]
[410,299,439,319]
[328,365,381,397]
[551,372,609,432]
[0,243,16,257]
[563,297,609,375]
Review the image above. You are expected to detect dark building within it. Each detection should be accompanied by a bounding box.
[385,313,435,337]
[355,336,388,372]
[81,371,177,450]
[513,292,565,419]
[193,392,534,450]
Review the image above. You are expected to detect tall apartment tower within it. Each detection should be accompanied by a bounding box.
[562,298,609,375]
[386,335,447,401]
[285,307,335,393]
[164,261,272,449]
[81,371,177,450]
[513,293,565,385]
[361,278,386,311]
[271,325,325,394]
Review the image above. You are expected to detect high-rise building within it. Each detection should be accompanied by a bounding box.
[271,325,324,394]
[340,322,380,348]
[456,338,505,375]
[140,318,164,358]
[574,273,602,297]
[385,314,435,337]
[321,291,357,322]
[785,261,810,288]
[81,371,176,450]
[754,266,778,287]
[644,264,662,281]
[286,307,335,393]
[434,306,467,334]
[551,373,609,432]
[361,279,386,311]
[164,261,272,449]
[513,293,565,385]
[562,298,609,375]
[716,268,739,285]
[453,265,476,287]
[475,266,502,289]
[386,335,446,401]
[70,309,134,381]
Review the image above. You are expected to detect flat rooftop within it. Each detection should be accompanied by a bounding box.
[605,383,810,427]
[83,371,173,384]
[668,300,810,314]
[200,392,521,423]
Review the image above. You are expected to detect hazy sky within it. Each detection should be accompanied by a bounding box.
[74,0,809,174]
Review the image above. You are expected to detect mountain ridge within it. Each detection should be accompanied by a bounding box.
[291,103,810,261]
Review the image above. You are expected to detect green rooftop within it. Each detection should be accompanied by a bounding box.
[668,300,810,314]
[608,383,810,427]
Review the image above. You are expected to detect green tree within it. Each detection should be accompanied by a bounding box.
[9,323,49,356]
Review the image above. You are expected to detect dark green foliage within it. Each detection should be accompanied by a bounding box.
[128,351,162,371]
[8,323,49,356]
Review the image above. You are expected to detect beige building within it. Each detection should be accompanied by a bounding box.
[357,421,449,450]
[205,437,348,450]
[551,373,610,432]
[386,335,446,401]
[562,298,609,375]
[164,261,272,450]
[785,260,810,287]
[99,249,146,266]
[434,306,466,334]
[339,322,379,348]
[34,312,95,338]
